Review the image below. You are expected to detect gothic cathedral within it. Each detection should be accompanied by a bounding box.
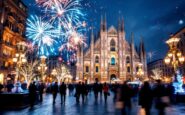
[76,16,147,83]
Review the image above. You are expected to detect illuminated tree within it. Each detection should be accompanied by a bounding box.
[19,60,39,86]
[52,64,71,84]
[151,68,163,80]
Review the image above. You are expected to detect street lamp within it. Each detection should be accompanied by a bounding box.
[38,55,47,81]
[164,37,185,93]
[164,37,184,71]
[13,42,27,82]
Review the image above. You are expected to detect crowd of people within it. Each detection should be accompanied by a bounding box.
[0,79,177,115]
[116,80,175,115]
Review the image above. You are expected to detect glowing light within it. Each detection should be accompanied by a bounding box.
[164,57,170,64]
[42,36,54,46]
[36,0,84,27]
[173,70,184,94]
[26,15,60,56]
[179,19,184,25]
[0,73,4,84]
[29,0,87,58]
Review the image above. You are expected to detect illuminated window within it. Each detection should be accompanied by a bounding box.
[111,57,115,65]
[110,39,116,51]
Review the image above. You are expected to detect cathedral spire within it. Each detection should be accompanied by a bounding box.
[139,36,147,76]
[118,17,121,31]
[130,32,135,78]
[104,13,107,30]
[101,14,103,26]
[139,37,143,57]
[100,14,106,32]
[121,17,124,32]
[131,32,134,46]
[140,36,145,56]
[91,27,94,45]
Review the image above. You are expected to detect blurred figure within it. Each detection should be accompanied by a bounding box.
[85,82,89,97]
[68,83,74,96]
[93,78,99,101]
[0,83,4,93]
[59,82,67,104]
[103,82,109,103]
[29,81,37,108]
[153,80,168,115]
[166,83,175,104]
[139,81,153,115]
[38,81,45,102]
[51,82,58,104]
[46,83,51,93]
[119,81,132,115]
[99,83,103,97]
[7,81,14,92]
[112,82,119,101]
[81,82,88,102]
[21,81,27,90]
[75,82,82,103]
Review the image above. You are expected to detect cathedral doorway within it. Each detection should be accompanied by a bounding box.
[110,74,116,83]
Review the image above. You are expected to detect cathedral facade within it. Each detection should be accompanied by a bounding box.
[76,16,147,83]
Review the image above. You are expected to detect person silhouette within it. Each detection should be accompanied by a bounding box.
[59,82,67,104]
[51,82,58,104]
[139,81,153,115]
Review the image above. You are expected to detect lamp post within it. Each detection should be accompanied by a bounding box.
[164,37,184,72]
[164,37,185,93]
[38,55,47,81]
[136,63,144,81]
[13,42,27,82]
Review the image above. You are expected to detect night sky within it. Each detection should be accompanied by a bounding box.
[22,0,185,62]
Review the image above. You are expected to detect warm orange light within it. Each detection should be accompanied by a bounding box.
[13,58,17,62]
[166,37,180,44]
[177,52,182,57]
[22,58,27,63]
[179,56,185,63]
[168,52,173,57]
[164,57,170,64]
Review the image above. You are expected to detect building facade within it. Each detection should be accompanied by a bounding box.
[147,59,173,78]
[0,0,27,83]
[76,17,147,83]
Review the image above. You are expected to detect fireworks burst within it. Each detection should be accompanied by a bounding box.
[26,0,87,59]
[147,51,156,62]
[26,15,60,56]
[36,0,84,27]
